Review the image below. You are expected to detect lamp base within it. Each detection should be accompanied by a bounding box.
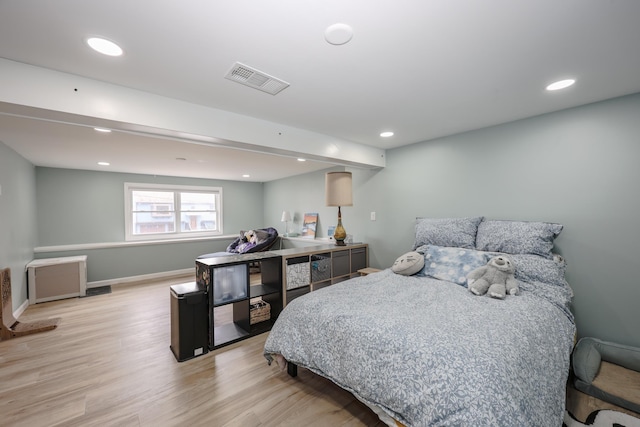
[333,208,347,246]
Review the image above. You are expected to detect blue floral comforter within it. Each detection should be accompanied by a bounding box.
[264,269,575,426]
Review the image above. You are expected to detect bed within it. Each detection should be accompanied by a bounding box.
[264,217,576,426]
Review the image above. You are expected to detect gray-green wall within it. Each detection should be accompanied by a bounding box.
[264,92,640,348]
[0,142,37,311]
[35,168,265,282]
[3,92,639,349]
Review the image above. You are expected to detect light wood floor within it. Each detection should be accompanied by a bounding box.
[0,275,385,427]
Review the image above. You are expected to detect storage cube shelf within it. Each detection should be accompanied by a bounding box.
[196,252,282,350]
[189,243,368,351]
[279,243,368,306]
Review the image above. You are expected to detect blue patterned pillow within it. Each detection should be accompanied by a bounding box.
[417,245,490,286]
[475,219,563,259]
[413,217,483,250]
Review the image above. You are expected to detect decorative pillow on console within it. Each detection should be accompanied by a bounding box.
[391,251,425,276]
[413,217,483,250]
[475,219,563,259]
[417,245,490,286]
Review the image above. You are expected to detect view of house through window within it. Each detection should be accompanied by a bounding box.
[125,183,222,240]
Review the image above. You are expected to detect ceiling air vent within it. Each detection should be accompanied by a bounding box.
[225,62,290,95]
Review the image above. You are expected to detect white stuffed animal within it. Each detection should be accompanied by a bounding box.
[244,230,258,244]
[467,255,519,299]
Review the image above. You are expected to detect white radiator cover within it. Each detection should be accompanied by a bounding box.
[26,255,87,304]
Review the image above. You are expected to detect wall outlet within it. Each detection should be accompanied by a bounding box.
[370,211,376,221]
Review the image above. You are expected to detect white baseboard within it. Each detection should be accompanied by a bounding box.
[13,267,196,319]
[87,268,195,288]
[14,298,29,319]
[17,268,195,316]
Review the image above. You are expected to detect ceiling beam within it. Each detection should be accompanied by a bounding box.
[0,58,385,168]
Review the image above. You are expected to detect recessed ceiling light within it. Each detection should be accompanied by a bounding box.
[297,158,306,162]
[87,37,123,56]
[97,161,110,166]
[94,127,111,133]
[546,79,576,91]
[242,174,250,178]
[380,131,394,137]
[325,23,354,45]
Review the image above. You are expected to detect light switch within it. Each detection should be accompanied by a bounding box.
[370,212,376,221]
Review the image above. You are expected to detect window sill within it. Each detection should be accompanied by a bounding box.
[34,234,236,253]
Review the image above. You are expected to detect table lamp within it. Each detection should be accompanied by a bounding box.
[325,171,353,246]
[281,210,292,237]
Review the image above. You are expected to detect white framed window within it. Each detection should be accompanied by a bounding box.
[124,183,222,241]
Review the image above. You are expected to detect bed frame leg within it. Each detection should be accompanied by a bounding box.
[287,362,298,377]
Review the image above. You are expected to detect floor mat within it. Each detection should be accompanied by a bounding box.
[564,410,640,427]
[84,286,112,297]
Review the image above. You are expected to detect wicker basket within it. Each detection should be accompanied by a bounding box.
[311,254,331,283]
[250,299,271,325]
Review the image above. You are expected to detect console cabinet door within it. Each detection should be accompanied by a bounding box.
[351,247,367,273]
[332,250,350,277]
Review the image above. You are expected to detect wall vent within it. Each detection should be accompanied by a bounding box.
[224,62,290,95]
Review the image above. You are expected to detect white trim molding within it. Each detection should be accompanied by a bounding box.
[87,268,194,289]
[34,234,237,253]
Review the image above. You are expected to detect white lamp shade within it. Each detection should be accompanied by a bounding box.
[281,210,292,222]
[325,172,353,206]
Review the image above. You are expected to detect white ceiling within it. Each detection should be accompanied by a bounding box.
[1,1,640,181]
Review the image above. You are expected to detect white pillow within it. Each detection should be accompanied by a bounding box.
[391,251,425,276]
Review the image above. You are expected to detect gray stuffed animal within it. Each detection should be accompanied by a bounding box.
[467,255,519,299]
